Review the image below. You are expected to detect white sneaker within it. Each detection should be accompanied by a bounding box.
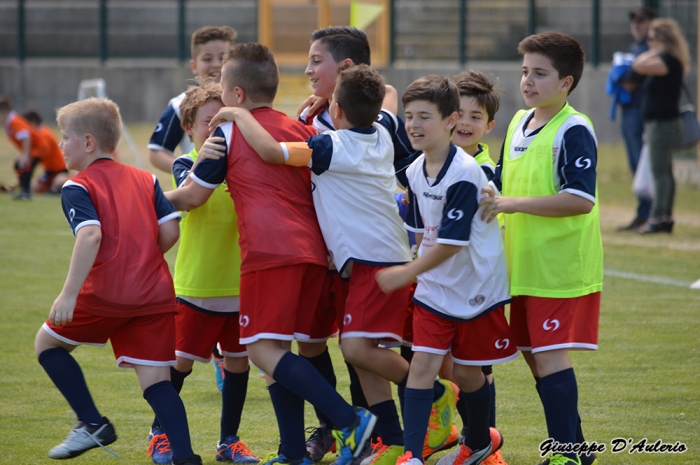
[48,418,117,459]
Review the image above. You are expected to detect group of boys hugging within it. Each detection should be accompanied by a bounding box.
[0,99,70,200]
[34,22,603,465]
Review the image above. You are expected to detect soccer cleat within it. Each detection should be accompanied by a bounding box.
[259,453,314,465]
[425,380,459,454]
[48,418,117,459]
[396,451,424,465]
[537,453,596,465]
[306,425,337,462]
[147,427,173,464]
[359,439,403,465]
[330,434,372,465]
[482,450,508,465]
[424,424,459,459]
[216,436,260,463]
[173,454,204,465]
[435,427,503,465]
[334,408,377,465]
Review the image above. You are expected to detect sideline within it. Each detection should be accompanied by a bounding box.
[604,268,699,289]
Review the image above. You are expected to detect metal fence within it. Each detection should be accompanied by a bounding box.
[0,0,696,68]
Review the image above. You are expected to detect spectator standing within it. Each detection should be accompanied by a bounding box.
[616,7,657,231]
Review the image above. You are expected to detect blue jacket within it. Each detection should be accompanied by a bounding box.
[606,52,636,120]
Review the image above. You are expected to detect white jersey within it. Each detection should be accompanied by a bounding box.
[306,112,412,277]
[405,145,510,320]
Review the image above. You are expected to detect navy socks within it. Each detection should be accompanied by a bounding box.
[268,382,306,461]
[462,379,491,452]
[38,347,102,425]
[273,352,355,429]
[221,367,250,442]
[369,400,403,446]
[144,380,194,462]
[403,388,433,459]
[153,367,191,430]
[539,368,580,459]
[302,348,337,428]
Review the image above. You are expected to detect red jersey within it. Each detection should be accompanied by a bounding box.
[193,107,327,275]
[65,160,178,317]
[4,111,48,159]
[36,125,67,172]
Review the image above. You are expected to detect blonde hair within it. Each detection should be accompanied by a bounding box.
[179,80,223,131]
[650,18,690,74]
[56,98,122,153]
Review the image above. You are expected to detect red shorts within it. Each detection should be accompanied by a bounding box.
[341,262,408,346]
[308,273,345,342]
[412,305,518,365]
[42,308,176,368]
[175,301,246,361]
[509,292,600,353]
[401,283,417,346]
[239,263,326,344]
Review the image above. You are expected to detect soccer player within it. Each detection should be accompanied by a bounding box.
[165,42,376,465]
[147,26,236,173]
[0,97,49,200]
[22,110,70,194]
[446,70,507,465]
[376,75,516,465]
[145,81,259,465]
[480,32,603,465]
[34,98,201,465]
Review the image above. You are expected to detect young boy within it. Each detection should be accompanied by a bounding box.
[165,42,376,465]
[34,98,201,465]
[447,70,506,465]
[147,25,236,173]
[297,27,454,465]
[0,97,49,200]
[23,110,71,194]
[480,32,603,465]
[144,81,259,465]
[375,75,516,465]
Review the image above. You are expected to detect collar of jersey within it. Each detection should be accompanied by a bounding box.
[422,143,457,187]
[347,126,376,135]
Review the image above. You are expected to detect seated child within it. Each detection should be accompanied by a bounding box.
[34,97,201,465]
[22,110,70,194]
[0,97,49,200]
[375,75,517,465]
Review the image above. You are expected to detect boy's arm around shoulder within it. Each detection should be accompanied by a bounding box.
[209,107,312,166]
[50,225,101,326]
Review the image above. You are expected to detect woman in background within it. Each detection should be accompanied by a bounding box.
[632,18,690,234]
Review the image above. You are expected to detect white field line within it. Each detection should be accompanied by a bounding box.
[604,268,698,289]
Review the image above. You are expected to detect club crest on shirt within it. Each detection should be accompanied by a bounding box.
[468,295,485,306]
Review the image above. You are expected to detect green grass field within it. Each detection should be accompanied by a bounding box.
[0,127,699,465]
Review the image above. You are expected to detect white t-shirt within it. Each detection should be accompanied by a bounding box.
[405,144,510,320]
[304,111,412,277]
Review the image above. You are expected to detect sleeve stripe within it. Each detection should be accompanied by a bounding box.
[158,211,182,225]
[436,238,469,247]
[62,180,88,191]
[559,189,596,205]
[74,220,101,234]
[147,143,173,154]
[190,172,220,189]
[405,223,424,234]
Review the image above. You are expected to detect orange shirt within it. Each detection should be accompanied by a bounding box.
[4,111,48,159]
[36,125,67,172]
